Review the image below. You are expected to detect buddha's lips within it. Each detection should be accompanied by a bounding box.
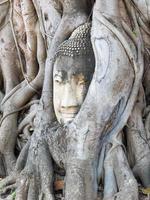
[60,111,78,118]
[60,108,79,114]
[61,112,77,116]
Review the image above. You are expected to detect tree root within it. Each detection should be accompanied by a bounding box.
[0,173,17,190]
[145,110,150,141]
[103,136,138,200]
[0,183,16,197]
[126,89,150,187]
[0,100,39,127]
[18,109,37,133]
[113,146,138,200]
[1,81,25,107]
[0,126,57,200]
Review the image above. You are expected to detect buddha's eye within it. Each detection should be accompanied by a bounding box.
[54,76,62,84]
[78,80,86,86]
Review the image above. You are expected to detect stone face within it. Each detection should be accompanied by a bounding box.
[53,23,95,124]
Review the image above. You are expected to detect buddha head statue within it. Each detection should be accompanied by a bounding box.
[53,23,95,124]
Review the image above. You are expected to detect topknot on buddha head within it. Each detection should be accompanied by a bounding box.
[55,22,93,58]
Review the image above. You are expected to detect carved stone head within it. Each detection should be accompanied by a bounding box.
[53,23,95,124]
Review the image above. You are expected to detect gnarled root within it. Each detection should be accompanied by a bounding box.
[126,87,150,187]
[0,127,55,200]
[113,146,138,200]
[103,134,138,200]
[0,172,18,200]
[65,159,98,200]
[0,142,30,198]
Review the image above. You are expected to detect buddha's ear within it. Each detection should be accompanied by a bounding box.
[91,37,110,83]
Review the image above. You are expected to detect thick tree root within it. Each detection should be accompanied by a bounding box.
[113,146,138,200]
[103,136,138,200]
[0,126,57,200]
[127,89,150,187]
[0,173,17,197]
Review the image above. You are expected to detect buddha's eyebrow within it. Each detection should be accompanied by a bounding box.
[54,74,61,78]
[54,70,67,80]
[54,72,62,78]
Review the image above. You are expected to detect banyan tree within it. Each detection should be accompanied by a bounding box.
[0,0,149,199]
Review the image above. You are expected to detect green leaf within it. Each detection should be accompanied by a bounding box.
[140,187,150,195]
[11,191,16,200]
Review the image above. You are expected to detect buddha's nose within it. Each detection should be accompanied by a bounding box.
[61,83,78,109]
